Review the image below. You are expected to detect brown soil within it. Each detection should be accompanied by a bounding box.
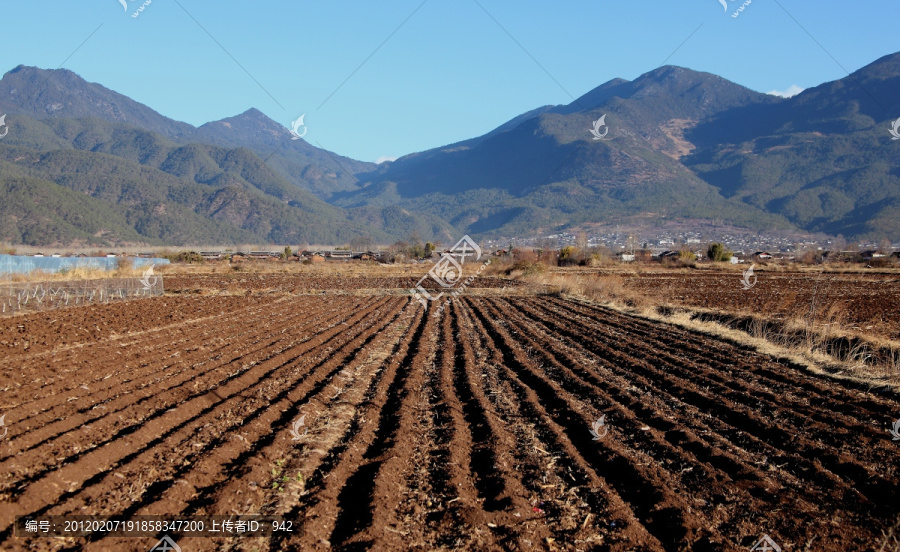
[164,274,522,294]
[0,281,897,551]
[620,269,900,340]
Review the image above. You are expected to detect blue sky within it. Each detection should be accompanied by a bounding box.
[2,1,898,162]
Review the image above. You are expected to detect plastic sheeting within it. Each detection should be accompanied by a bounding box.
[0,255,169,276]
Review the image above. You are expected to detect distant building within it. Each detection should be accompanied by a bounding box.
[860,250,887,260]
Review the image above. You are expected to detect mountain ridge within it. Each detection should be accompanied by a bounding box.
[2,53,900,245]
[344,54,900,240]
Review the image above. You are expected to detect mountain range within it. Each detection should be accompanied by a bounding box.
[1,53,899,247]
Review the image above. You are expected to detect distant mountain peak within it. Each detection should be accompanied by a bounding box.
[200,108,292,145]
[0,64,196,139]
[207,108,278,127]
[631,65,744,93]
[5,65,91,88]
[239,107,270,119]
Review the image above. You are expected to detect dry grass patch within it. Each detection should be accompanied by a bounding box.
[0,263,155,283]
[521,271,653,310]
[651,308,900,390]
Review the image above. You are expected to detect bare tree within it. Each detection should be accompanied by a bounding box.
[350,235,375,252]
[575,232,589,261]
[625,234,639,255]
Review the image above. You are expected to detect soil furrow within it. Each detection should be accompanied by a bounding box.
[545,297,895,418]
[457,298,667,551]
[0,298,396,540]
[3,271,896,552]
[0,297,355,461]
[89,299,410,552]
[267,302,422,552]
[495,296,897,548]
[327,305,436,551]
[417,303,477,549]
[519,297,899,513]
[276,303,425,549]
[0,298,376,499]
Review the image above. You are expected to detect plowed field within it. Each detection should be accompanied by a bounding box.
[0,289,898,551]
[164,274,521,294]
[620,270,900,339]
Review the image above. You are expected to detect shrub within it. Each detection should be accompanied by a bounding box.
[114,256,135,276]
[707,243,733,262]
[558,246,579,266]
[512,248,538,262]
[582,252,610,267]
[508,259,546,277]
[164,251,204,264]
